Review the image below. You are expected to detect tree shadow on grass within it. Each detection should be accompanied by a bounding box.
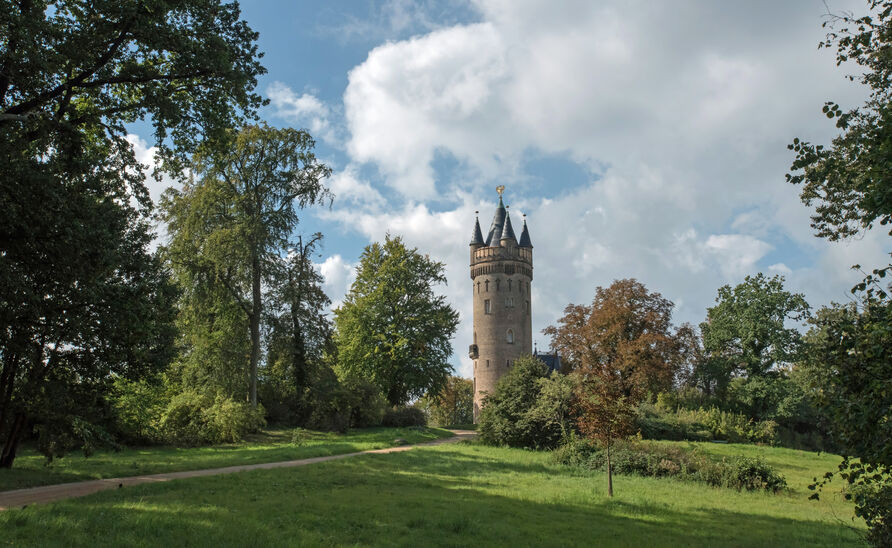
[0,445,865,547]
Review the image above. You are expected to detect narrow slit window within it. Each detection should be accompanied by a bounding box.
[506,329,515,344]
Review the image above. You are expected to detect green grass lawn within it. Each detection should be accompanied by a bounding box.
[0,440,865,546]
[0,427,453,492]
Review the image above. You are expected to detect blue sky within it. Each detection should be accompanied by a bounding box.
[136,0,888,378]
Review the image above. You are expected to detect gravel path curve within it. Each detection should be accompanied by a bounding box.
[0,429,476,511]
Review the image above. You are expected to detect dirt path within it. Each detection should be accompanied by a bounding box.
[0,429,476,511]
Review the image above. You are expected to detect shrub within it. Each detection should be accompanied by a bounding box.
[345,379,388,428]
[160,392,266,445]
[382,406,427,427]
[478,355,574,449]
[552,439,787,493]
[110,378,167,444]
[416,376,474,427]
[636,403,780,445]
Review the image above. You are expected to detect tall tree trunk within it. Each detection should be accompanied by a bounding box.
[606,439,614,497]
[249,254,261,407]
[0,413,26,468]
[290,266,306,396]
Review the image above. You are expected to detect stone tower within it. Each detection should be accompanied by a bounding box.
[469,187,533,421]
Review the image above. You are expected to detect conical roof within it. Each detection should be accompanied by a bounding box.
[518,217,532,247]
[470,214,484,246]
[484,195,506,246]
[500,209,517,243]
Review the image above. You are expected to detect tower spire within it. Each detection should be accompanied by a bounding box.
[518,214,532,248]
[470,211,484,246]
[500,206,517,243]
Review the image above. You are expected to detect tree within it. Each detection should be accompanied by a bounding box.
[573,369,637,497]
[544,278,684,396]
[477,355,573,449]
[788,7,892,542]
[418,375,474,427]
[787,1,892,296]
[0,0,264,467]
[700,273,810,380]
[263,233,333,422]
[334,235,459,407]
[544,278,688,496]
[162,124,331,406]
[801,299,891,546]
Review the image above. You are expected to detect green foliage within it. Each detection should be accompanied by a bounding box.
[159,392,266,446]
[1,0,264,467]
[161,124,331,406]
[297,363,388,433]
[263,233,333,423]
[802,300,891,465]
[478,356,574,449]
[416,375,473,427]
[850,477,892,548]
[553,439,787,493]
[636,402,778,445]
[787,2,892,295]
[334,235,459,406]
[382,407,428,428]
[700,273,809,381]
[802,299,892,544]
[345,379,389,428]
[110,378,168,444]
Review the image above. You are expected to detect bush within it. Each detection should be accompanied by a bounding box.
[160,392,266,446]
[478,355,575,449]
[552,439,787,493]
[110,378,167,444]
[345,379,388,428]
[851,478,892,548]
[636,403,779,445]
[416,376,474,427]
[382,406,427,427]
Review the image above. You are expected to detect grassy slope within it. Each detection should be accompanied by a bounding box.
[0,427,453,491]
[0,440,864,547]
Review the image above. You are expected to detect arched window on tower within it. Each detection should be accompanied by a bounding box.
[476,282,480,294]
[495,279,501,291]
[506,329,515,344]
[485,280,489,292]
[508,279,512,291]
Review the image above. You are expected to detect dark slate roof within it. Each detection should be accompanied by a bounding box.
[470,215,484,246]
[500,209,517,243]
[484,196,506,246]
[536,353,562,374]
[518,217,532,247]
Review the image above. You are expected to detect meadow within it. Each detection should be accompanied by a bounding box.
[0,439,865,547]
[0,427,452,492]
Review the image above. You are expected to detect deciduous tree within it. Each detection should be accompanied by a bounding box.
[162,124,331,406]
[334,235,459,407]
[700,273,809,380]
[0,0,264,467]
[545,278,688,496]
[787,0,892,296]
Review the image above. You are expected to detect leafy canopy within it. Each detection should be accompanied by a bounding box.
[161,124,331,405]
[787,0,892,295]
[334,235,459,407]
[701,273,810,378]
[1,0,264,467]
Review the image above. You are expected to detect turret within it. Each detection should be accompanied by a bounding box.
[470,211,484,263]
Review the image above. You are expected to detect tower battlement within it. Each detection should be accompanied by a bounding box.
[469,188,533,421]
